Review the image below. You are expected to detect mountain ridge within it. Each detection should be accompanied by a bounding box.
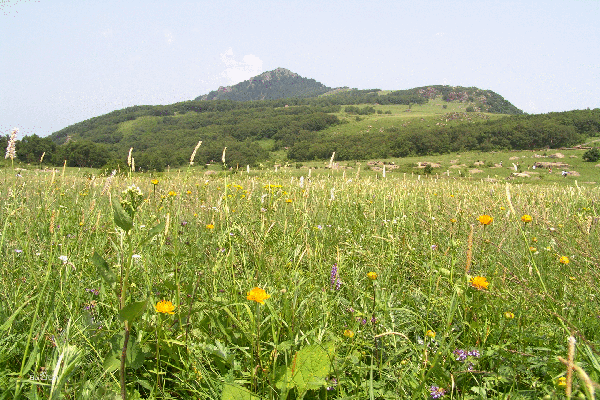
[194,68,522,114]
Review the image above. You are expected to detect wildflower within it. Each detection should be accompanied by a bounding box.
[168,191,177,197]
[426,330,436,338]
[330,263,342,290]
[186,190,192,195]
[529,246,537,252]
[343,329,354,338]
[500,206,505,211]
[469,276,489,290]
[430,385,446,399]
[285,198,293,203]
[247,287,270,304]
[58,255,68,264]
[559,256,569,264]
[367,272,377,280]
[206,224,214,230]
[557,376,567,387]
[450,218,457,223]
[4,128,17,160]
[155,300,175,314]
[453,349,468,361]
[478,215,493,225]
[132,254,142,259]
[532,237,537,243]
[521,214,532,223]
[190,140,202,166]
[504,311,515,319]
[151,179,159,185]
[14,249,22,254]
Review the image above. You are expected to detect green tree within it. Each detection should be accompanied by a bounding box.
[583,147,600,162]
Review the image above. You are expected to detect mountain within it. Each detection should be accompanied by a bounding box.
[40,68,597,171]
[195,68,522,115]
[195,68,335,101]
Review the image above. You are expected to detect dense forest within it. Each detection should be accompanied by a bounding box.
[287,109,600,161]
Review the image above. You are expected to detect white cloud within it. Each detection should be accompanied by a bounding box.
[220,48,263,84]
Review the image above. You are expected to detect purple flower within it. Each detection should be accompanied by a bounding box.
[453,349,468,361]
[330,263,341,290]
[430,385,446,398]
[467,350,480,358]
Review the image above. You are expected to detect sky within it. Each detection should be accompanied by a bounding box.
[1,0,599,138]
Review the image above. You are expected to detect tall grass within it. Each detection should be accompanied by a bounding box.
[0,166,599,399]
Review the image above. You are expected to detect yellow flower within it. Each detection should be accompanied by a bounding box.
[206,224,214,230]
[151,179,159,185]
[450,218,457,223]
[155,300,175,314]
[168,190,177,197]
[559,256,569,264]
[557,377,567,387]
[478,215,493,225]
[469,276,489,290]
[531,237,537,243]
[529,246,537,252]
[247,287,271,304]
[367,272,377,280]
[426,330,436,338]
[186,190,192,194]
[521,214,532,223]
[500,206,505,210]
[285,199,293,203]
[504,311,515,319]
[343,329,354,338]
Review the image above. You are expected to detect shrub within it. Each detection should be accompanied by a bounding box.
[583,147,600,162]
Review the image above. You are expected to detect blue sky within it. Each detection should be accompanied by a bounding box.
[1,0,599,138]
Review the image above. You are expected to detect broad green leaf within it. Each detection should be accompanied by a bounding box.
[221,383,262,400]
[113,201,133,231]
[118,300,147,323]
[90,251,116,284]
[139,222,165,246]
[275,343,334,392]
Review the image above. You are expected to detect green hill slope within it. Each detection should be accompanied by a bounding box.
[36,69,600,170]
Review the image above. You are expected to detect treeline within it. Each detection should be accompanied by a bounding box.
[44,102,341,170]
[287,109,600,161]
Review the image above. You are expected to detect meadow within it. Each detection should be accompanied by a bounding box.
[1,162,599,399]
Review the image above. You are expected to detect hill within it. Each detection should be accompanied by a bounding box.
[194,68,523,115]
[12,68,594,171]
[195,68,334,101]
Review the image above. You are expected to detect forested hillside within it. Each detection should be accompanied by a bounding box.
[4,68,598,171]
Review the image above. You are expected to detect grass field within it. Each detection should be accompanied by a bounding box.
[1,160,599,399]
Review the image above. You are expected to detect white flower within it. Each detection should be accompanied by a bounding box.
[132,254,142,259]
[58,255,68,264]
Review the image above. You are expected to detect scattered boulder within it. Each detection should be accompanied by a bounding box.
[533,162,570,169]
[416,162,441,168]
[469,169,484,174]
[549,153,565,158]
